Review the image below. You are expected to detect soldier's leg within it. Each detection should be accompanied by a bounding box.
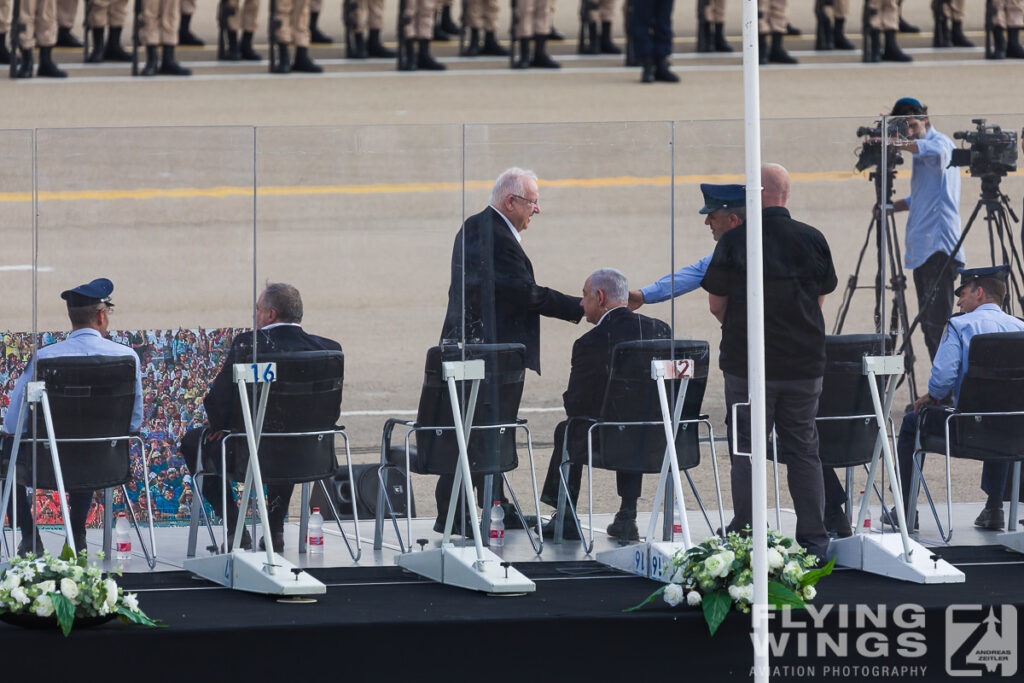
[102,0,131,58]
[0,0,11,64]
[415,0,444,67]
[1004,0,1024,57]
[86,0,108,60]
[16,0,38,77]
[363,0,391,54]
[437,0,457,35]
[55,0,81,45]
[461,0,481,53]
[291,0,322,70]
[832,0,854,49]
[309,0,332,42]
[236,0,258,57]
[158,0,192,73]
[478,0,504,52]
[179,0,203,43]
[512,0,533,66]
[36,0,67,75]
[597,0,620,53]
[709,0,729,51]
[948,0,972,45]
[767,0,796,62]
[530,0,558,66]
[878,0,908,60]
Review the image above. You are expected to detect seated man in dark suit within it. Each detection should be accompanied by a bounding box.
[539,268,671,541]
[180,282,341,552]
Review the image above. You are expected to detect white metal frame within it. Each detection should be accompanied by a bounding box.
[0,381,157,567]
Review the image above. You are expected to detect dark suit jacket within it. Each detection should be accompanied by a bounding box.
[563,305,671,426]
[204,324,342,432]
[440,205,583,374]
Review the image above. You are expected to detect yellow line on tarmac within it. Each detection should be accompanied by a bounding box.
[0,169,975,204]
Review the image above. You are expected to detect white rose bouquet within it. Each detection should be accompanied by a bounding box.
[627,528,833,635]
[0,546,161,636]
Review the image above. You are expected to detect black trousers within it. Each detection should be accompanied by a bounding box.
[629,0,675,58]
[913,251,961,362]
[539,419,643,510]
[179,427,294,531]
[1,435,92,539]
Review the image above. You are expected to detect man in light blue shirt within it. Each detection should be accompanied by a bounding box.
[628,183,745,309]
[890,97,965,362]
[2,278,143,555]
[892,266,1024,531]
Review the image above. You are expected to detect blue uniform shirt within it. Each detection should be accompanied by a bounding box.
[928,303,1024,405]
[3,328,144,433]
[903,125,964,271]
[640,253,713,304]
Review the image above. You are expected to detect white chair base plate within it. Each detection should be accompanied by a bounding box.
[597,541,686,582]
[184,551,327,595]
[395,545,536,593]
[827,533,965,584]
[997,530,1024,554]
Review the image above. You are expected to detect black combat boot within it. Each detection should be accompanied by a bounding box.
[416,38,445,69]
[87,27,105,62]
[641,55,654,82]
[769,31,797,63]
[583,21,598,54]
[37,46,67,77]
[815,14,833,50]
[57,26,83,47]
[882,29,912,61]
[440,5,459,35]
[15,47,33,78]
[600,21,621,53]
[104,27,132,61]
[0,33,10,64]
[713,22,731,51]
[310,11,333,43]
[653,55,678,82]
[530,36,560,67]
[159,44,192,75]
[462,27,480,55]
[1008,28,1024,58]
[272,43,292,72]
[222,30,241,60]
[833,18,855,49]
[240,31,260,59]
[989,26,1007,59]
[951,20,973,47]
[367,29,394,57]
[863,27,881,62]
[512,37,530,68]
[481,30,507,55]
[292,45,323,72]
[140,44,159,75]
[179,12,204,45]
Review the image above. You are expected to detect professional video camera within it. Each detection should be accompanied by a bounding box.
[855,118,909,172]
[950,119,1018,177]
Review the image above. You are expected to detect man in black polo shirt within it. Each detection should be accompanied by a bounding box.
[700,163,837,559]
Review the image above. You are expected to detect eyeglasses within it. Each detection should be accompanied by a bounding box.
[512,194,540,209]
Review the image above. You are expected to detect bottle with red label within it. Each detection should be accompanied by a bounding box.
[115,512,131,561]
[308,507,324,554]
[860,490,871,530]
[489,501,505,547]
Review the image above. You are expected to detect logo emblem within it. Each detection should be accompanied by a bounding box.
[946,605,1017,677]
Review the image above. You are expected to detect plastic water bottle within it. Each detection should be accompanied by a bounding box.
[860,490,872,530]
[489,501,505,548]
[308,507,324,554]
[114,512,131,561]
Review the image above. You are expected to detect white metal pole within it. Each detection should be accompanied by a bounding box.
[741,2,768,681]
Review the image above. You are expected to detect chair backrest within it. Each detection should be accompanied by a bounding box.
[22,356,137,491]
[953,331,1024,458]
[816,334,889,467]
[412,343,526,476]
[591,339,709,473]
[225,350,344,484]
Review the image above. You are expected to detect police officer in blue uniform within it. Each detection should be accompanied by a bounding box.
[892,265,1024,530]
[628,183,745,309]
[2,278,143,556]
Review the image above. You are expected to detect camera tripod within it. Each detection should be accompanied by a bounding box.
[833,166,919,401]
[900,173,1024,357]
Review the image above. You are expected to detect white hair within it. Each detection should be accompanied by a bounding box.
[589,268,628,303]
[490,167,538,207]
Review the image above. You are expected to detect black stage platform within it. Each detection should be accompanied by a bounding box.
[3,547,1023,681]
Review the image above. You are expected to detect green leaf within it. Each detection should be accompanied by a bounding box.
[800,558,836,588]
[116,605,164,628]
[59,545,75,562]
[624,585,666,612]
[768,581,806,609]
[702,590,731,636]
[49,592,75,637]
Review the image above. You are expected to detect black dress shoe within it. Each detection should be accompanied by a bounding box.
[17,529,44,556]
[606,510,640,540]
[824,509,853,538]
[974,506,1005,530]
[883,506,919,531]
[653,56,678,82]
[258,530,285,552]
[541,517,581,540]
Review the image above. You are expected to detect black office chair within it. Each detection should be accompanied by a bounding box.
[186,350,361,560]
[552,339,723,553]
[0,356,155,567]
[910,332,1024,541]
[374,343,542,554]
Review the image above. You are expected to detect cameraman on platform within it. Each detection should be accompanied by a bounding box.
[889,97,964,362]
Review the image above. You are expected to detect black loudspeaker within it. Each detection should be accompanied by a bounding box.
[310,464,415,520]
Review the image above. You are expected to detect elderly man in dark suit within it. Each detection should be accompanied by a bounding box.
[180,282,341,552]
[538,268,671,541]
[436,166,583,534]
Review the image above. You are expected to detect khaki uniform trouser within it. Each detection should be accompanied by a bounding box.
[19,0,58,47]
[868,0,897,30]
[465,0,497,32]
[275,0,310,45]
[141,0,179,44]
[225,0,259,32]
[89,0,129,27]
[587,0,615,24]
[757,0,787,34]
[993,0,1024,28]
[704,0,725,24]
[939,0,964,22]
[353,0,384,33]
[402,0,435,38]
[57,0,76,28]
[824,0,848,20]
[0,0,11,33]
[514,0,550,38]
